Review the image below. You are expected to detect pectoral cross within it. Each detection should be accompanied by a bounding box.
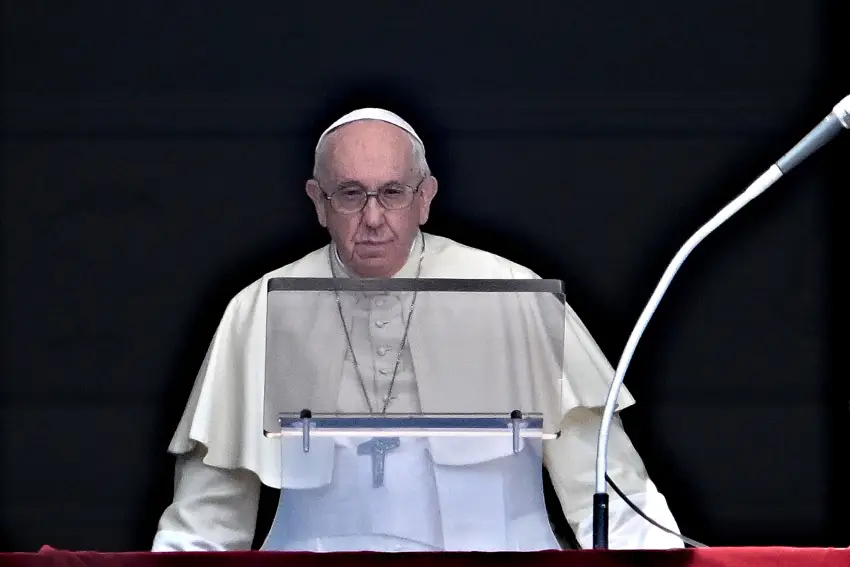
[357,437,400,488]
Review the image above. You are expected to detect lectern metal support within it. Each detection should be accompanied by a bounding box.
[280,410,543,455]
[299,409,312,452]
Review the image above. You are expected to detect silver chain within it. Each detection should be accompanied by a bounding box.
[329,233,424,414]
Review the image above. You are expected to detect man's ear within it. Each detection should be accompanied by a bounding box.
[305,180,328,227]
[417,176,439,225]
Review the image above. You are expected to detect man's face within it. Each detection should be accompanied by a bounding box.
[306,120,437,277]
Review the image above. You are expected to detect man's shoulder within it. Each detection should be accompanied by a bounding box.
[227,245,330,306]
[426,233,540,279]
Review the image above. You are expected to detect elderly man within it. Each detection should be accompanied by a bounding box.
[151,108,683,552]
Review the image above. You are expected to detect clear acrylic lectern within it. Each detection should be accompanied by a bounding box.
[261,278,566,552]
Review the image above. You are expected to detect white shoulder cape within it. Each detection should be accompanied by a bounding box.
[168,233,635,488]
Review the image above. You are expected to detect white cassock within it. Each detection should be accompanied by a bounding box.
[151,232,683,552]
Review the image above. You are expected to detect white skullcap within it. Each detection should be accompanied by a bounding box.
[315,107,424,152]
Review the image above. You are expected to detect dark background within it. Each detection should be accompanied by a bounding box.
[1,0,847,552]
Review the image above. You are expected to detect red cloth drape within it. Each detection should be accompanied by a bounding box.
[0,546,846,567]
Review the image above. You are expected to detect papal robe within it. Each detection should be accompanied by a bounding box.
[151,232,683,551]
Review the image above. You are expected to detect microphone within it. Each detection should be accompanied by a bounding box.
[592,94,850,550]
[777,95,850,172]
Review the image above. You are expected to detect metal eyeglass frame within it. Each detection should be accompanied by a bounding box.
[320,178,426,214]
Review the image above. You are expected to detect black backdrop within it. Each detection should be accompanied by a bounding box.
[1,0,848,553]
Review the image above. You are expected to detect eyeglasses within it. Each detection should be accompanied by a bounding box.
[323,181,421,214]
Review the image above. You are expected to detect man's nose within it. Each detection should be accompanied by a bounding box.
[362,196,385,227]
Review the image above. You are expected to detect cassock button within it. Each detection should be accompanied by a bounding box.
[377,347,390,356]
[379,368,390,375]
[375,320,388,328]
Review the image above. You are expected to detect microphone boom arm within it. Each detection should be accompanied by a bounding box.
[592,93,850,550]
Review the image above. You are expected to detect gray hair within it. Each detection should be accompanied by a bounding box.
[312,126,431,183]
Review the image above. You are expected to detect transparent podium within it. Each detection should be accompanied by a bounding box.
[260,278,567,552]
